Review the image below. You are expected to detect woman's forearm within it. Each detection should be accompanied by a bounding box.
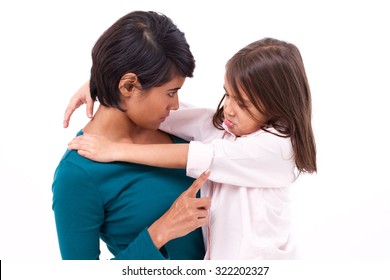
[116,143,189,169]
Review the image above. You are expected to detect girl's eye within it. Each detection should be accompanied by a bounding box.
[238,102,247,108]
[225,92,246,107]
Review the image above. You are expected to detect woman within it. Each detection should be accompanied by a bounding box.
[52,10,210,260]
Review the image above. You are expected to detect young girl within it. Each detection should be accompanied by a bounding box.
[68,37,317,259]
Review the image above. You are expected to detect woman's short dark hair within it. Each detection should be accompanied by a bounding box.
[90,11,195,110]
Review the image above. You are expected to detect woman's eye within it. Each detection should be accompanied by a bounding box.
[168,91,176,97]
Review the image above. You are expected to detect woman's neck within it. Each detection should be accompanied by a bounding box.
[82,106,172,144]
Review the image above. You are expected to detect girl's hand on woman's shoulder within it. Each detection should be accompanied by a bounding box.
[67,133,121,162]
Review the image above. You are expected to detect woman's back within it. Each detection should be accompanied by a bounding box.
[52,132,205,260]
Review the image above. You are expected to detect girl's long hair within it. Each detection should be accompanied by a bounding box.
[213,38,317,174]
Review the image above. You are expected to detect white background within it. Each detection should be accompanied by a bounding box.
[0,0,389,261]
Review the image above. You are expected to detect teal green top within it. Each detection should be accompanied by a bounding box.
[52,131,205,260]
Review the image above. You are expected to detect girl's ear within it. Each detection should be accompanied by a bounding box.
[118,73,140,97]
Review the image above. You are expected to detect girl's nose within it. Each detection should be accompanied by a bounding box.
[224,98,235,116]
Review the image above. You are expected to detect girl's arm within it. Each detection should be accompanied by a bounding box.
[186,136,296,188]
[63,81,95,128]
[68,131,296,188]
[68,133,189,168]
[159,103,220,142]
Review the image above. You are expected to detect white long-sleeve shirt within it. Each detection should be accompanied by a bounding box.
[160,103,296,259]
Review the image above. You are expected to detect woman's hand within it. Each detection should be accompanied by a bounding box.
[68,133,121,162]
[63,81,95,128]
[148,170,211,249]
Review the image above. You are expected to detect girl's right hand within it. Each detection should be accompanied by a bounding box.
[63,80,95,128]
[148,170,211,249]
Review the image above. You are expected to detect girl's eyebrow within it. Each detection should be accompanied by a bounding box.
[223,85,230,94]
[223,85,237,98]
[224,85,251,105]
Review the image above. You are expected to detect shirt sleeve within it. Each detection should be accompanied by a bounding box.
[52,160,103,260]
[186,133,296,188]
[159,102,218,142]
[114,228,169,260]
[52,160,169,260]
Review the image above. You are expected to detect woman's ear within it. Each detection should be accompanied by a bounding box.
[119,73,139,97]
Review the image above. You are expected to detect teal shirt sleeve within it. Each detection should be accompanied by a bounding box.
[115,228,169,260]
[52,159,169,260]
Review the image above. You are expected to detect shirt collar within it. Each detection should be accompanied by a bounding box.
[222,122,267,139]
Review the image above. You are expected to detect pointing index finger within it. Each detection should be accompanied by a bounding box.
[185,169,210,197]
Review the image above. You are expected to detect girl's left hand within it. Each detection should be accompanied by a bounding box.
[68,133,121,162]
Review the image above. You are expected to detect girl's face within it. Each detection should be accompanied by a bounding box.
[123,75,185,130]
[223,76,265,136]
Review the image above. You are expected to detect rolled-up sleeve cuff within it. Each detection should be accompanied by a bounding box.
[186,141,214,178]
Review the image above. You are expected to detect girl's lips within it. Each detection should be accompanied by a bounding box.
[224,118,235,128]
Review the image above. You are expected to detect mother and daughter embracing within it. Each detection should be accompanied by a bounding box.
[53,10,316,260]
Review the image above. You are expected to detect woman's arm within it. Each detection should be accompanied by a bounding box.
[68,133,190,168]
[53,161,106,259]
[116,170,210,259]
[53,158,210,259]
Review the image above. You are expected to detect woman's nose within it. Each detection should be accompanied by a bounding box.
[169,94,179,111]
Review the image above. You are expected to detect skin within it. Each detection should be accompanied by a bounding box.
[66,74,211,250]
[222,75,265,137]
[149,169,210,249]
[63,80,94,128]
[84,73,183,144]
[67,75,266,168]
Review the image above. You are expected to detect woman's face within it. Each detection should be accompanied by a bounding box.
[123,76,185,130]
[223,76,265,136]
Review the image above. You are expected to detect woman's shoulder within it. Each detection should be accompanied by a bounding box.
[171,135,189,144]
[54,130,106,181]
[53,149,94,186]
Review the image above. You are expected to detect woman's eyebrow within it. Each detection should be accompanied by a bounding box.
[167,87,181,92]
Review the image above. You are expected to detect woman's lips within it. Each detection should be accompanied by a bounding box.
[160,114,169,122]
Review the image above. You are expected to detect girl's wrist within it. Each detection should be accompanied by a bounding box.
[113,142,131,162]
